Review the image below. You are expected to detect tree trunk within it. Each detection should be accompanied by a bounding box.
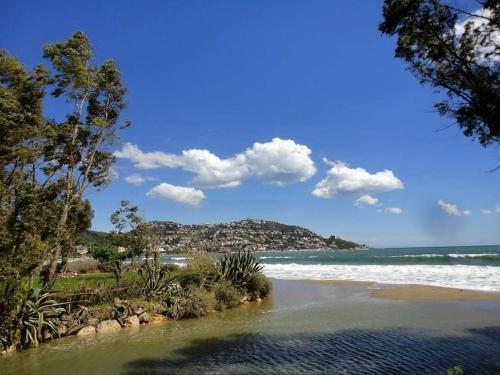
[45,201,71,284]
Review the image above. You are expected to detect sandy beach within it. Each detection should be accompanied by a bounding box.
[298,279,500,301]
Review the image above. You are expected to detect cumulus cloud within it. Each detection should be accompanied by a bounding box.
[125,173,155,186]
[481,209,492,215]
[115,138,316,188]
[455,8,500,65]
[312,160,403,199]
[244,138,316,186]
[146,183,205,206]
[355,194,381,207]
[496,206,500,214]
[437,199,470,217]
[378,207,403,214]
[114,143,182,169]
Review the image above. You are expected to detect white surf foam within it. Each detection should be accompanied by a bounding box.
[262,263,500,292]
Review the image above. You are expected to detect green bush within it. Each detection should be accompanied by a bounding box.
[247,273,272,298]
[218,251,263,291]
[213,280,243,310]
[180,251,219,289]
[162,283,212,319]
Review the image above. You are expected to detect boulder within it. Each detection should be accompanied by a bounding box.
[138,311,150,324]
[96,319,122,334]
[77,326,96,336]
[255,297,262,303]
[123,315,140,327]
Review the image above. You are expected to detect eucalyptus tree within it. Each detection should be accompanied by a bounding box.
[42,31,129,281]
[379,0,500,149]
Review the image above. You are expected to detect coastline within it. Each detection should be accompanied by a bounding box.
[292,279,500,301]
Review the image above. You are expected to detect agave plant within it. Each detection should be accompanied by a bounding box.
[218,251,263,291]
[138,264,176,300]
[18,288,67,347]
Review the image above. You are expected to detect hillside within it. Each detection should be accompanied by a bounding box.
[150,219,365,252]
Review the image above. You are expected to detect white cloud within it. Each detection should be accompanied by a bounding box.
[124,173,155,186]
[115,138,316,188]
[496,206,500,214]
[244,138,316,186]
[146,183,205,206]
[378,207,403,214]
[455,8,500,65]
[437,199,462,217]
[114,143,182,169]
[355,194,381,207]
[312,160,403,199]
[481,209,492,215]
[463,209,472,216]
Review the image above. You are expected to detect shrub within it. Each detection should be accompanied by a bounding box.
[247,273,272,298]
[16,287,67,348]
[137,263,176,300]
[65,258,101,274]
[181,251,219,289]
[218,251,263,291]
[161,263,180,273]
[213,280,243,310]
[162,283,212,319]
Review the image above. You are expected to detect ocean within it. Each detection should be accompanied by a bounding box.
[165,245,500,292]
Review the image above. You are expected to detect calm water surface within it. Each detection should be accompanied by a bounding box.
[1,280,500,374]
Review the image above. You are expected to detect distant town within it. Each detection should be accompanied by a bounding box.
[83,219,365,254]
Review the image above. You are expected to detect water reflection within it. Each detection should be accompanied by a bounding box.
[122,327,500,375]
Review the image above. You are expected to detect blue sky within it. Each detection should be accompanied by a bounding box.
[2,0,499,247]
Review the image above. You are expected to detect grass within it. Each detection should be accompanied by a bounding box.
[33,272,141,293]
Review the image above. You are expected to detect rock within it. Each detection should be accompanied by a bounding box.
[77,326,96,336]
[149,314,169,324]
[123,315,140,327]
[133,307,145,316]
[138,311,150,323]
[239,295,248,303]
[96,319,122,334]
[255,297,262,302]
[87,318,99,326]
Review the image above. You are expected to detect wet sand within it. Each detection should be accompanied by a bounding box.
[372,284,500,301]
[299,279,500,300]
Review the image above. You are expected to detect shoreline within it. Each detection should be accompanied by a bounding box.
[288,278,500,301]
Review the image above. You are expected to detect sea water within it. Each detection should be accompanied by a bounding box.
[165,245,500,291]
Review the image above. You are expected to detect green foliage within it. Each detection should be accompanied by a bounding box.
[183,251,220,289]
[162,283,211,319]
[213,280,243,310]
[218,251,263,291]
[88,243,120,269]
[4,287,67,349]
[379,0,500,148]
[247,273,272,298]
[138,263,176,300]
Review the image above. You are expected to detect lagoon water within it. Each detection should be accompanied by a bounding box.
[1,280,500,374]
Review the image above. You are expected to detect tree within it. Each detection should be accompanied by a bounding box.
[379,0,500,148]
[110,200,161,269]
[42,31,129,282]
